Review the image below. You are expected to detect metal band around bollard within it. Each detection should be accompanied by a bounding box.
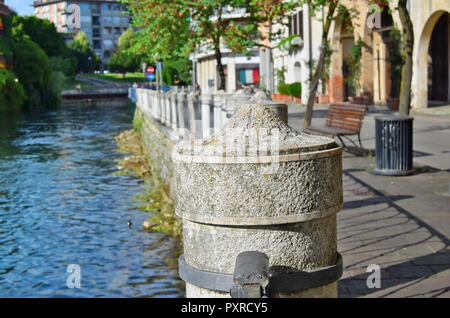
[179,253,343,296]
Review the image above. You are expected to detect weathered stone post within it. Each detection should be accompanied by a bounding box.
[213,91,229,133]
[260,101,288,124]
[159,91,165,124]
[186,92,198,140]
[174,104,343,298]
[152,90,159,120]
[165,91,172,127]
[177,88,187,132]
[201,94,213,138]
[170,88,178,129]
[136,88,143,108]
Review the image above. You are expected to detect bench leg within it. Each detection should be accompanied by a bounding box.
[337,135,347,148]
[358,133,363,149]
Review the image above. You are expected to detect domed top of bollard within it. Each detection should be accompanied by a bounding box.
[173,104,338,162]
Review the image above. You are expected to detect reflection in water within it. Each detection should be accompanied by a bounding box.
[0,103,184,297]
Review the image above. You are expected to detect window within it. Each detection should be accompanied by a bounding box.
[92,16,100,26]
[93,40,101,50]
[93,28,100,37]
[289,10,303,37]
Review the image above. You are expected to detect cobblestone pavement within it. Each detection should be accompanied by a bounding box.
[337,161,450,298]
[286,105,450,298]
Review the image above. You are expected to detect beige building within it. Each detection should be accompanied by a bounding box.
[327,0,449,108]
[271,4,325,101]
[33,0,130,63]
[410,0,449,109]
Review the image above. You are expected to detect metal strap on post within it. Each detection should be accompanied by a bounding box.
[179,252,343,297]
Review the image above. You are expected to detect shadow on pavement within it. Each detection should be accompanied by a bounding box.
[338,169,450,298]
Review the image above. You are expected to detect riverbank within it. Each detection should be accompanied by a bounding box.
[115,126,181,240]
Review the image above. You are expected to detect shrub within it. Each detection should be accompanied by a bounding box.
[288,82,302,97]
[277,83,289,95]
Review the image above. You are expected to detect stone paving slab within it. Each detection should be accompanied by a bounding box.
[336,159,450,298]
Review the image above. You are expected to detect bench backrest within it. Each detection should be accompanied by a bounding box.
[326,103,367,132]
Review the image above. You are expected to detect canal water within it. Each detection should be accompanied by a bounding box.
[0,103,184,297]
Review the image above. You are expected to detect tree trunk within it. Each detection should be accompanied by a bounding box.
[397,0,414,115]
[304,3,337,129]
[215,45,226,91]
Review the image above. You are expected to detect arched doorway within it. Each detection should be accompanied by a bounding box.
[428,13,449,105]
[414,11,450,109]
[341,15,354,101]
[329,13,354,103]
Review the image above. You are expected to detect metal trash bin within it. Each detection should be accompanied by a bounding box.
[375,115,414,176]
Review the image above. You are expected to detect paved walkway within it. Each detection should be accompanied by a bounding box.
[287,105,450,297]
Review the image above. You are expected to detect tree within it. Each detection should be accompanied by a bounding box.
[107,27,139,76]
[303,1,358,129]
[11,15,67,57]
[108,52,137,77]
[396,0,414,115]
[0,68,26,111]
[121,0,296,90]
[13,37,54,107]
[68,31,99,73]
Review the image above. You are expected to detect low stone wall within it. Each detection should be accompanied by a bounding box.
[134,108,174,190]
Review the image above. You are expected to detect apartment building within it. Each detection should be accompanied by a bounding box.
[33,0,130,62]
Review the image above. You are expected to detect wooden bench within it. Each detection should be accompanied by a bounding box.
[304,103,368,148]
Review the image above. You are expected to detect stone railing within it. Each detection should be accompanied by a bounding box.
[130,87,277,141]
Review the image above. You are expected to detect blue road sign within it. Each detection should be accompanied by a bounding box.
[147,73,155,81]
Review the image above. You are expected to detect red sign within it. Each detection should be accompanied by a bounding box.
[147,66,155,74]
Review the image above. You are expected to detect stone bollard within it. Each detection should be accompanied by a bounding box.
[260,101,288,124]
[213,91,229,133]
[174,104,343,298]
[201,94,213,138]
[186,92,197,140]
[165,91,172,127]
[152,90,159,120]
[177,88,187,132]
[171,88,178,130]
[158,91,165,124]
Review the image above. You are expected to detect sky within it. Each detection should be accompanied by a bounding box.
[5,0,35,16]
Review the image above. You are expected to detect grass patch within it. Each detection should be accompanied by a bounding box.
[81,72,144,84]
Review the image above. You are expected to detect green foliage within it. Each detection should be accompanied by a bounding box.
[275,66,287,86]
[11,15,67,57]
[277,83,289,95]
[49,56,78,80]
[68,32,99,73]
[107,28,139,75]
[0,68,26,111]
[12,37,56,107]
[121,0,299,89]
[346,38,366,93]
[288,82,302,97]
[0,13,70,110]
[108,52,138,76]
[161,58,192,85]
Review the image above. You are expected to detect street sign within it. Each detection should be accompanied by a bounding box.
[156,61,164,71]
[147,73,155,81]
[147,66,155,74]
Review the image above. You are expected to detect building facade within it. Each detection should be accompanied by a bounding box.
[192,8,261,94]
[33,0,130,63]
[270,4,324,102]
